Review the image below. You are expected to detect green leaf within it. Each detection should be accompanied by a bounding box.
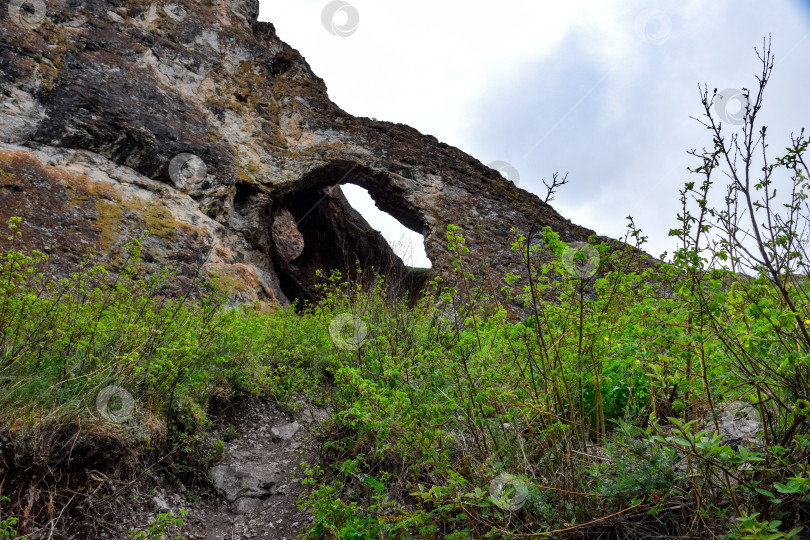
[364,475,385,492]
[755,488,780,504]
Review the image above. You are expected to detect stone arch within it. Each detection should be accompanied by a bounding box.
[269,161,431,304]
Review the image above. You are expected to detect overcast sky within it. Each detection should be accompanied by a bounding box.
[259,0,810,268]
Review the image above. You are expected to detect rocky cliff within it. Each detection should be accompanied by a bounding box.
[0,0,600,306]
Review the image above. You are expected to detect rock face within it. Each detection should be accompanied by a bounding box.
[0,0,602,306]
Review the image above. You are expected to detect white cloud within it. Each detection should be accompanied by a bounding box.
[260,0,810,265]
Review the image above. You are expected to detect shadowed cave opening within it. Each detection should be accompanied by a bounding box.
[269,163,433,306]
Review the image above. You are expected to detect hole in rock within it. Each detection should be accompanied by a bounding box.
[269,161,434,306]
[340,184,432,270]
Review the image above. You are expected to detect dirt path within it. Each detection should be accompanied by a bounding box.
[115,400,321,540]
[185,401,319,539]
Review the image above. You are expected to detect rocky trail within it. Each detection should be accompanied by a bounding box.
[86,400,323,539]
[184,401,319,539]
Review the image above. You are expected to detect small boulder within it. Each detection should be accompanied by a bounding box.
[718,401,762,447]
[152,493,171,512]
[271,421,301,441]
[209,464,279,502]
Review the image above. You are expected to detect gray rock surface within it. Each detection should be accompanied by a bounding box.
[718,401,762,447]
[209,464,279,502]
[152,493,171,513]
[231,496,264,515]
[271,422,301,442]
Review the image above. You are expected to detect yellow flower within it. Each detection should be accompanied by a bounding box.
[804,319,810,325]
